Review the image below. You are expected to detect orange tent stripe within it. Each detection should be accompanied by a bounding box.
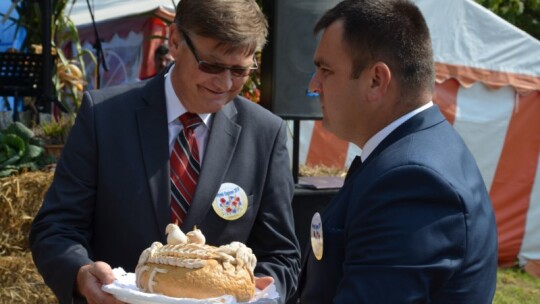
[435,62,540,95]
[490,91,540,266]
[433,79,459,125]
[306,121,349,168]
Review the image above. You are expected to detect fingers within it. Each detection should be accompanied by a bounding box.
[89,261,116,285]
[254,276,274,290]
[76,261,123,304]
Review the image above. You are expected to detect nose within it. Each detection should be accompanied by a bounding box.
[213,69,234,91]
[308,71,321,96]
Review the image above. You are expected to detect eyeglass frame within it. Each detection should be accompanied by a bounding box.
[181,30,258,77]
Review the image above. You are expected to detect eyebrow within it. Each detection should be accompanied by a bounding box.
[313,58,329,69]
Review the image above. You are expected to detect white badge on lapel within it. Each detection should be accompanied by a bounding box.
[311,212,324,260]
[212,183,248,221]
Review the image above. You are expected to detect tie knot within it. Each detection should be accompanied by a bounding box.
[179,112,202,130]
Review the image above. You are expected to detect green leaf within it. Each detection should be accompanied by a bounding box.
[6,121,35,141]
[0,154,21,167]
[27,145,44,159]
[0,168,18,178]
[4,134,26,157]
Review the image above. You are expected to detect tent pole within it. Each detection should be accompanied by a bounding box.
[40,0,53,119]
[86,0,108,89]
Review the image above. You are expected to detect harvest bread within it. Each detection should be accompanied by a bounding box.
[135,225,257,301]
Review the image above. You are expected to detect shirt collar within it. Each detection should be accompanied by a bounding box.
[361,101,433,162]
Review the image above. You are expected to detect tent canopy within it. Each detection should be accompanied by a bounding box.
[69,0,178,28]
[413,0,540,93]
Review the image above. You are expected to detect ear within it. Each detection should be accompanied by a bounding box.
[366,62,391,102]
[168,24,180,52]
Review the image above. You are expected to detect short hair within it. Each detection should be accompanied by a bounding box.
[315,0,435,96]
[154,45,169,58]
[174,0,268,53]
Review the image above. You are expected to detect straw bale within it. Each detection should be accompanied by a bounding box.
[0,172,53,255]
[0,253,56,304]
[299,164,347,178]
[0,172,56,303]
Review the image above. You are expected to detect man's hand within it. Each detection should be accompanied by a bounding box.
[76,261,124,304]
[254,276,274,290]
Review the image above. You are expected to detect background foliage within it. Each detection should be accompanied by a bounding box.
[476,0,540,40]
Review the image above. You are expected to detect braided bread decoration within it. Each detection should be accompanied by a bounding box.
[135,225,257,301]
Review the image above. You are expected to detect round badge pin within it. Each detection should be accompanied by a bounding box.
[212,183,248,221]
[310,212,324,260]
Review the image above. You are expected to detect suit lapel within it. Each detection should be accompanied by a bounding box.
[321,105,446,223]
[182,101,241,230]
[361,105,446,170]
[136,74,170,240]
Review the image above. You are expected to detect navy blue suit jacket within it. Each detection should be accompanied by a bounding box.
[299,106,497,303]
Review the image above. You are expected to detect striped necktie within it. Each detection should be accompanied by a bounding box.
[170,112,202,224]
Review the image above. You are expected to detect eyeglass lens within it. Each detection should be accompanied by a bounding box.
[182,30,257,77]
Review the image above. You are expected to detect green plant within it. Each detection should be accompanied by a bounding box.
[37,115,73,145]
[1,0,96,130]
[0,122,55,177]
[494,266,540,303]
[476,0,540,40]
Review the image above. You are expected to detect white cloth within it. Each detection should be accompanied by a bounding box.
[102,268,279,304]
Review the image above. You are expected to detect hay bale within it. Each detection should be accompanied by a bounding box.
[0,171,56,303]
[299,164,347,177]
[0,171,53,255]
[0,253,56,304]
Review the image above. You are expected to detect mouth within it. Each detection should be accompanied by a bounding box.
[204,87,227,95]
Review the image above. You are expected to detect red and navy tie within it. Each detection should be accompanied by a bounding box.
[170,112,202,225]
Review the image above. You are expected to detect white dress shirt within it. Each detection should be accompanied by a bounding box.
[361,102,433,162]
[165,64,212,161]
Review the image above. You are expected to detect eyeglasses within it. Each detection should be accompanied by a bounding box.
[181,31,258,77]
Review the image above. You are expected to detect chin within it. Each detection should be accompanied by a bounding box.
[202,100,229,113]
[321,118,331,132]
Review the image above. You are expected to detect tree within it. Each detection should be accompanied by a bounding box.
[475,0,540,40]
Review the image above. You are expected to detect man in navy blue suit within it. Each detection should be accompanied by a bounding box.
[298,0,498,303]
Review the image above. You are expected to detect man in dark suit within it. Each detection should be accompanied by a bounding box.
[298,0,498,303]
[140,44,174,81]
[29,1,300,303]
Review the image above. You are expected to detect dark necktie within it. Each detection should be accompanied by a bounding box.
[170,112,202,224]
[345,156,362,182]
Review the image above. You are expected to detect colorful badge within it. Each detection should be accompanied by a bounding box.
[212,183,248,221]
[311,212,324,260]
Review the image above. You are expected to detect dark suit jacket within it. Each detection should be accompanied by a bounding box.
[299,106,498,303]
[29,71,300,303]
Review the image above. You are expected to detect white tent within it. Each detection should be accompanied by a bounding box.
[69,0,178,27]
[415,0,540,272]
[68,0,179,86]
[300,0,540,273]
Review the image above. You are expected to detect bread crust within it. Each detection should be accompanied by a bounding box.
[137,260,255,301]
[135,226,257,301]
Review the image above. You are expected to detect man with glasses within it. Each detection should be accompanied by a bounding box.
[29,1,300,303]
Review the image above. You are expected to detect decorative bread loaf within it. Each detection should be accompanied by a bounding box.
[135,225,257,301]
